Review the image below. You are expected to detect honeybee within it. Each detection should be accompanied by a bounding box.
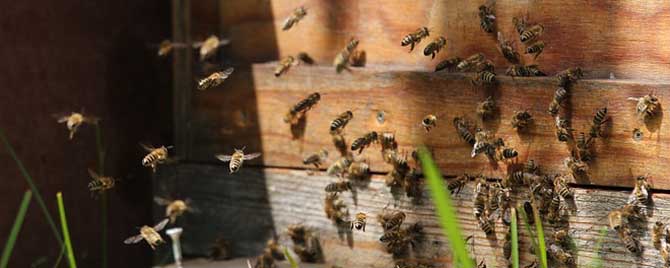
[555,117,573,142]
[198,68,234,90]
[422,114,437,132]
[378,210,406,231]
[325,180,352,193]
[351,131,378,154]
[630,175,651,205]
[453,117,476,145]
[86,168,116,197]
[53,111,100,140]
[282,6,307,31]
[347,161,370,181]
[513,16,527,35]
[297,52,315,65]
[284,92,321,125]
[380,222,423,253]
[520,24,544,44]
[324,193,348,225]
[423,37,446,59]
[332,134,349,157]
[477,96,495,120]
[349,50,366,67]
[379,132,398,151]
[653,221,666,249]
[506,65,545,77]
[401,27,430,52]
[293,235,323,263]
[525,159,539,174]
[556,67,584,87]
[471,70,496,87]
[275,56,298,77]
[195,35,229,61]
[619,227,641,254]
[351,212,367,231]
[303,149,329,168]
[330,111,354,134]
[478,0,496,33]
[511,110,532,130]
[287,223,309,245]
[435,57,463,72]
[254,251,276,268]
[208,237,231,260]
[525,41,544,59]
[564,156,588,177]
[327,157,352,177]
[387,153,410,187]
[140,143,172,172]
[628,93,661,121]
[473,179,489,219]
[590,107,609,137]
[497,32,519,64]
[124,218,169,250]
[157,40,173,56]
[498,148,518,161]
[154,197,196,223]
[457,53,485,72]
[403,169,422,198]
[547,243,574,264]
[471,129,494,158]
[334,38,359,73]
[575,132,594,161]
[215,148,262,174]
[479,217,494,236]
[553,175,573,199]
[448,174,472,195]
[488,183,501,213]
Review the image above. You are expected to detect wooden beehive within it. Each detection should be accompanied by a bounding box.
[155,1,670,267]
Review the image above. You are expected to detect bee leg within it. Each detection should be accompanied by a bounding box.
[409,43,415,52]
[431,52,436,59]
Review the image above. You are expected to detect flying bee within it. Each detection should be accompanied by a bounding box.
[473,179,489,219]
[140,143,172,172]
[520,24,544,43]
[422,114,437,132]
[198,68,234,90]
[157,40,174,56]
[553,175,573,199]
[53,111,100,140]
[282,6,307,31]
[471,70,496,87]
[457,53,485,72]
[324,180,352,193]
[653,221,666,249]
[557,67,584,87]
[435,57,462,72]
[154,197,197,223]
[497,32,519,64]
[351,131,378,154]
[124,218,169,250]
[215,148,262,174]
[498,148,518,161]
[347,161,370,180]
[274,56,299,77]
[87,168,116,196]
[511,110,532,130]
[547,243,574,265]
[378,210,406,231]
[525,41,545,59]
[195,35,230,61]
[334,38,359,73]
[477,96,495,120]
[284,92,321,125]
[327,157,352,177]
[303,149,329,168]
[628,93,661,121]
[453,117,476,145]
[478,0,496,33]
[423,36,447,59]
[630,175,651,205]
[351,212,367,231]
[330,111,354,134]
[448,174,472,195]
[401,27,430,52]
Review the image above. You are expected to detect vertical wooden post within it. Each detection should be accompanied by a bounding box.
[172,0,192,159]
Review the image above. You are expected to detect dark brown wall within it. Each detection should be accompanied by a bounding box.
[0,1,171,267]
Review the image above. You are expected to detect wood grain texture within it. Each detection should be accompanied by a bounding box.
[154,258,326,268]
[155,165,670,268]
[199,0,670,80]
[190,64,670,189]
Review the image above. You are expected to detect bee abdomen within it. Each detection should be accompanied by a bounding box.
[401,35,415,46]
[500,148,518,160]
[593,107,608,126]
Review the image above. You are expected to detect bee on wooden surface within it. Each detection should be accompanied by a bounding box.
[525,159,539,174]
[284,92,321,125]
[287,223,309,245]
[423,37,446,59]
[487,183,501,213]
[351,131,378,154]
[198,68,234,90]
[553,229,571,247]
[478,0,496,33]
[303,149,329,169]
[347,161,370,181]
[513,16,527,35]
[497,32,519,64]
[525,41,545,60]
[324,193,348,225]
[630,175,651,205]
[422,114,437,132]
[379,132,397,151]
[327,157,352,177]
[589,107,609,138]
[401,27,430,52]
[387,153,410,187]
[329,111,354,134]
[282,6,307,31]
[349,50,366,67]
[506,64,546,77]
[253,251,276,268]
[87,168,116,196]
[124,218,169,250]
[557,67,584,87]
[555,117,573,142]
[564,156,588,178]
[264,239,285,261]
[471,129,493,158]
[523,201,535,224]
[511,110,532,130]
[478,217,494,236]
[334,38,359,73]
[53,111,100,140]
[575,132,594,161]
[331,134,349,157]
[208,237,231,260]
[140,143,172,172]
[351,212,367,231]
[293,235,324,263]
[547,243,574,265]
[453,117,476,145]
[608,206,633,231]
[378,210,406,231]
[498,148,518,161]
[457,53,485,72]
[554,86,569,104]
[195,35,230,61]
[553,175,573,199]
[154,197,196,223]
[628,93,661,121]
[448,174,472,195]
[653,221,666,249]
[619,227,641,254]
[403,169,422,198]
[520,24,544,44]
[296,52,315,65]
[473,179,489,219]
[471,70,496,87]
[477,96,495,120]
[435,57,463,72]
[380,222,423,253]
[325,180,352,193]
[275,56,298,77]
[215,148,262,174]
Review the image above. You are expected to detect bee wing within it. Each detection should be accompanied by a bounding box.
[215,154,233,162]
[124,234,144,244]
[153,197,172,206]
[52,113,69,123]
[185,199,201,213]
[153,218,170,231]
[192,41,203,48]
[139,143,155,152]
[83,115,100,125]
[87,168,100,180]
[243,152,262,160]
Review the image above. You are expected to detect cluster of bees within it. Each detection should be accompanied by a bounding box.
[607,175,651,256]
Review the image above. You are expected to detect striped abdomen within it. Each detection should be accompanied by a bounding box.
[229,152,244,173]
[324,181,351,193]
[330,111,353,133]
[290,92,321,114]
[351,132,378,153]
[593,107,608,126]
[499,148,518,160]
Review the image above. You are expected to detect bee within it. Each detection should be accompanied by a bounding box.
[297,52,315,65]
[478,217,494,235]
[349,50,366,67]
[653,221,666,249]
[453,117,476,145]
[53,111,100,140]
[324,180,352,193]
[662,243,670,266]
[547,243,574,264]
[334,38,359,73]
[215,148,262,174]
[351,212,367,231]
[471,70,496,87]
[619,227,641,254]
[422,114,437,132]
[471,129,493,158]
[473,179,489,219]
[628,93,661,121]
[157,40,173,56]
[347,161,370,181]
[401,27,430,52]
[575,132,594,161]
[208,237,231,260]
[564,156,588,177]
[503,227,512,259]
[198,68,234,90]
[303,149,329,168]
[497,32,519,64]
[331,134,349,157]
[590,107,609,137]
[195,35,229,61]
[556,67,584,87]
[555,117,573,142]
[498,148,518,160]
[523,201,535,225]
[525,159,539,174]
[448,174,472,195]
[513,16,527,34]
[351,131,378,154]
[630,175,651,205]
[525,41,545,59]
[330,111,354,134]
[553,229,570,247]
[140,143,172,172]
[511,110,532,130]
[327,157,352,177]
[478,0,496,33]
[520,24,544,44]
[287,223,309,245]
[379,132,397,151]
[423,37,447,59]
[457,53,485,72]
[86,168,116,197]
[284,92,321,125]
[435,57,462,72]
[293,235,324,263]
[324,193,348,224]
[254,251,276,268]
[124,218,169,250]
[403,169,422,198]
[387,153,410,187]
[477,96,495,120]
[488,183,501,213]
[378,210,406,231]
[275,56,298,77]
[154,197,196,223]
[282,6,307,31]
[553,175,573,199]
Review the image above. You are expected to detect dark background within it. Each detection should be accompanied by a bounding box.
[0,1,172,267]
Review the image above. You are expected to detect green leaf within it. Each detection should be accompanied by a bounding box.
[532,204,548,268]
[0,190,32,268]
[57,192,77,268]
[283,247,299,268]
[511,208,519,268]
[517,205,539,265]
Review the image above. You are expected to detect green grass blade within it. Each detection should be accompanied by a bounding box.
[0,190,32,268]
[517,206,539,263]
[590,227,608,268]
[417,146,474,268]
[511,208,519,268]
[283,247,299,268]
[95,124,107,268]
[531,204,548,268]
[0,128,63,246]
[57,192,77,268]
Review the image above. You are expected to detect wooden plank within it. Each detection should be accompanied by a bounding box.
[190,64,670,189]
[199,0,670,80]
[155,165,670,268]
[154,258,326,268]
[172,0,193,159]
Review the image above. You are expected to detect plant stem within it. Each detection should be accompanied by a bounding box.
[0,190,32,268]
[532,204,548,268]
[56,192,77,268]
[511,208,519,268]
[95,124,107,268]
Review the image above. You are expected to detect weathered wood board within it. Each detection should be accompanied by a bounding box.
[154,258,326,268]
[154,165,670,268]
[190,64,670,189]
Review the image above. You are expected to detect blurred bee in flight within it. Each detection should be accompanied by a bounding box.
[401,27,430,52]
[215,147,262,174]
[154,197,198,223]
[198,68,234,90]
[53,110,100,140]
[423,36,446,59]
[124,218,169,250]
[422,114,437,132]
[478,0,496,33]
[282,6,307,31]
[284,92,321,125]
[194,35,231,61]
[87,168,116,197]
[140,143,172,173]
